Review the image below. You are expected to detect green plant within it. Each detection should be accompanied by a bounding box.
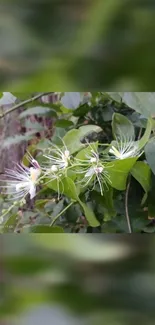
[1,92,155,233]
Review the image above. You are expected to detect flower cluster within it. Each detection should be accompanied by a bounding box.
[0,134,142,205]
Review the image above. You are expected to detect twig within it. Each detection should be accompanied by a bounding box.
[0,92,53,119]
[138,127,143,140]
[50,201,74,226]
[125,175,132,234]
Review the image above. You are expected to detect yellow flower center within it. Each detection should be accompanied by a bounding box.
[30,168,41,182]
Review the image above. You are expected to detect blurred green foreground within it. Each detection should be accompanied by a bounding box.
[1,0,155,90]
[1,235,155,324]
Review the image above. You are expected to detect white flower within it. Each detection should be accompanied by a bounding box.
[109,133,142,160]
[43,142,70,173]
[0,154,41,200]
[83,165,111,195]
[75,145,111,195]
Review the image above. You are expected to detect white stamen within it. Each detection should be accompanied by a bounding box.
[51,165,58,172]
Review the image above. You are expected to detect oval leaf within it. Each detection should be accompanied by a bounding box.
[61,92,81,109]
[105,158,137,190]
[112,113,135,140]
[20,106,57,118]
[145,137,155,175]
[131,161,151,193]
[121,92,155,118]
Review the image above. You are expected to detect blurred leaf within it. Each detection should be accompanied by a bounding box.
[145,137,155,175]
[61,92,81,109]
[35,199,49,209]
[137,118,152,150]
[78,199,100,227]
[55,119,74,128]
[148,175,155,218]
[46,177,79,201]
[112,112,135,139]
[2,131,37,148]
[24,120,47,131]
[52,127,67,145]
[50,200,65,218]
[63,125,101,154]
[73,104,91,117]
[1,213,18,234]
[91,188,116,222]
[131,161,151,194]
[29,226,64,233]
[36,139,51,151]
[107,92,122,103]
[121,93,155,118]
[33,235,129,262]
[19,106,57,118]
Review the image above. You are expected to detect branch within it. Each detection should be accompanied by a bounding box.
[0,92,53,119]
[50,201,74,227]
[125,175,132,234]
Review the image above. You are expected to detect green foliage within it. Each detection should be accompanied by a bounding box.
[1,92,155,233]
[121,93,155,118]
[112,112,135,139]
[105,158,138,190]
[131,161,151,194]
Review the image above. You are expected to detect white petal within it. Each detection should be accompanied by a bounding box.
[30,168,41,182]
[85,167,94,178]
[16,182,28,192]
[29,184,36,199]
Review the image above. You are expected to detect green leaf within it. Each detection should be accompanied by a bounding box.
[63,125,102,154]
[35,199,50,209]
[131,161,151,194]
[55,119,74,128]
[29,226,64,233]
[112,113,135,140]
[52,127,67,145]
[19,106,57,118]
[136,118,152,150]
[107,92,122,103]
[79,124,102,138]
[2,131,37,149]
[24,120,46,131]
[46,176,99,227]
[145,137,155,175]
[77,199,100,227]
[121,92,155,118]
[75,142,98,160]
[50,200,64,217]
[102,187,116,221]
[91,188,116,222]
[1,213,18,233]
[46,177,79,201]
[33,235,128,262]
[73,104,91,117]
[36,139,51,151]
[62,129,84,154]
[105,158,137,190]
[22,145,36,166]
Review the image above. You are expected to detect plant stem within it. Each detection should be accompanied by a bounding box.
[50,201,74,227]
[125,176,132,234]
[0,92,53,119]
[138,127,143,140]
